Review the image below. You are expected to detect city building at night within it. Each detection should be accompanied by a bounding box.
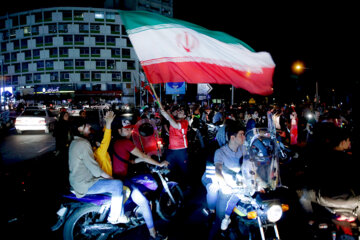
[0,1,173,105]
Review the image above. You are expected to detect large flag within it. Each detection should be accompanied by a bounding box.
[120,11,275,96]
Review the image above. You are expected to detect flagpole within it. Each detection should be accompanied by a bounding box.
[148,82,164,109]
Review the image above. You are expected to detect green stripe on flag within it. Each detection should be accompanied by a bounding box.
[119,10,254,52]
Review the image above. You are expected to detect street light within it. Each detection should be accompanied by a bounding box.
[292,61,319,106]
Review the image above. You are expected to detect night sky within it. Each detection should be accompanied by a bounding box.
[1,1,358,103]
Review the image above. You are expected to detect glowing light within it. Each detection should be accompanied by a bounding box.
[292,61,305,74]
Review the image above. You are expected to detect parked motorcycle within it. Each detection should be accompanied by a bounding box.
[51,165,183,240]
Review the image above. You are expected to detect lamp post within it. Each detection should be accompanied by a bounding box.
[292,61,319,106]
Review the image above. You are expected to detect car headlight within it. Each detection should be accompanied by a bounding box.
[266,204,283,222]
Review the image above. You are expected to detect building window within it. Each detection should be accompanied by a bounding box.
[94,11,104,21]
[107,60,115,69]
[90,24,100,33]
[79,23,89,33]
[21,39,28,49]
[25,74,32,83]
[75,59,85,69]
[32,25,39,35]
[3,65,8,74]
[106,12,116,22]
[13,40,20,50]
[1,42,7,52]
[45,36,53,46]
[58,24,68,33]
[74,10,85,21]
[125,60,136,70]
[4,53,10,63]
[91,47,101,57]
[81,71,90,81]
[59,47,68,57]
[92,72,101,81]
[96,60,105,69]
[36,61,44,71]
[79,47,89,57]
[74,35,84,45]
[12,75,19,85]
[34,12,42,23]
[23,26,31,36]
[33,49,40,59]
[112,72,121,81]
[110,24,120,34]
[50,72,58,82]
[121,25,127,35]
[45,60,54,70]
[1,31,8,41]
[22,62,29,72]
[24,50,31,59]
[63,35,73,45]
[122,72,131,82]
[35,36,43,47]
[44,11,52,22]
[95,35,105,45]
[64,59,73,69]
[122,48,130,58]
[49,48,58,58]
[48,24,57,33]
[106,36,116,46]
[9,29,16,39]
[60,72,70,82]
[111,48,121,58]
[61,10,72,21]
[34,73,41,83]
[15,63,21,73]
[11,52,17,62]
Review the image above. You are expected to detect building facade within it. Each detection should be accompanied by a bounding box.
[0,3,172,105]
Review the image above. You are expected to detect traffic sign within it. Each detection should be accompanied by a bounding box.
[197,84,213,95]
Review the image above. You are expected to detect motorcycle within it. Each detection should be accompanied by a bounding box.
[51,165,183,240]
[223,125,290,240]
[51,119,184,240]
[303,190,360,240]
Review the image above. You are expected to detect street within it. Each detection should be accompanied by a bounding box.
[0,128,311,240]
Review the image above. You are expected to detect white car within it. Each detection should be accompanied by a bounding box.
[15,108,57,134]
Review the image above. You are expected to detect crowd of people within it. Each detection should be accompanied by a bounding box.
[48,98,356,239]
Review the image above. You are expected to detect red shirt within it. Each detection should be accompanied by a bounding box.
[112,138,136,179]
[169,119,188,150]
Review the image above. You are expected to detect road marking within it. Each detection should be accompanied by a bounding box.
[38,145,53,153]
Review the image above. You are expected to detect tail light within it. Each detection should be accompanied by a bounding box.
[336,215,356,222]
[39,119,46,125]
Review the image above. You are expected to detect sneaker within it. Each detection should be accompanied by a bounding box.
[108,215,129,225]
[150,232,168,240]
[221,217,231,231]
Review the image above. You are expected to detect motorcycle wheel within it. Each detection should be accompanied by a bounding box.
[156,184,184,222]
[63,205,105,240]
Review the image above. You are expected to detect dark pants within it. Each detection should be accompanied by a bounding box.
[166,148,189,188]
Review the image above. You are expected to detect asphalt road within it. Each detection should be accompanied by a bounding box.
[0,130,309,240]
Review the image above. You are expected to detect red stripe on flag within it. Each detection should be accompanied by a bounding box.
[142,62,274,96]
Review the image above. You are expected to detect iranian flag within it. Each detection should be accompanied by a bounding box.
[120,11,275,96]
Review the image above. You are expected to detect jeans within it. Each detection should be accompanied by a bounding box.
[87,179,124,221]
[166,148,189,187]
[130,187,154,229]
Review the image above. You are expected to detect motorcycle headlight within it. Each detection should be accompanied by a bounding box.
[266,204,283,222]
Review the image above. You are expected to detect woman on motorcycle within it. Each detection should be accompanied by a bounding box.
[112,119,169,240]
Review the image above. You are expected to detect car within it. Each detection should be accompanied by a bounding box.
[14,108,57,134]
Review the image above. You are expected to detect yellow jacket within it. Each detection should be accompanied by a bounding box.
[94,128,112,176]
